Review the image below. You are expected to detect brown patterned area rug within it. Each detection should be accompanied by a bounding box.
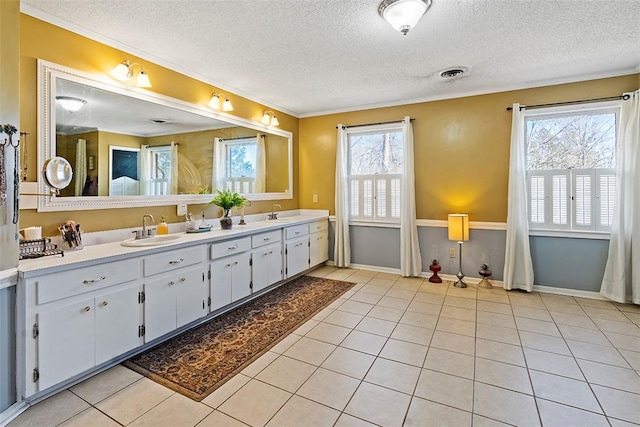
[123,275,355,401]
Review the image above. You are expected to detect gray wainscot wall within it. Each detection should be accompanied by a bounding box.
[329,222,610,294]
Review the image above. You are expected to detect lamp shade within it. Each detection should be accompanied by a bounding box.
[110,61,131,81]
[448,214,469,242]
[136,71,152,88]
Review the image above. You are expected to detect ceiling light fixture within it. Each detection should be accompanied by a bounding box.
[260,111,279,127]
[208,92,234,112]
[378,0,432,35]
[55,96,87,113]
[110,60,152,87]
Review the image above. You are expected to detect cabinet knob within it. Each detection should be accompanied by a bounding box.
[233,261,239,265]
[101,301,108,307]
[83,306,91,312]
[169,258,184,265]
[169,281,175,286]
[83,276,106,285]
[180,277,186,282]
[226,263,232,267]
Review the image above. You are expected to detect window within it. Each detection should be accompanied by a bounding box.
[146,145,173,195]
[525,104,618,232]
[220,137,257,193]
[348,125,403,222]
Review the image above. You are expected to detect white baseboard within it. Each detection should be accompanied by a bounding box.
[0,401,28,427]
[326,261,608,300]
[532,285,607,300]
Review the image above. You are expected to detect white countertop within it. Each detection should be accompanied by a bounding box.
[18,214,328,277]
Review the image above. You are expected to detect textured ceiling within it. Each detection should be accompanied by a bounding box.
[21,0,640,117]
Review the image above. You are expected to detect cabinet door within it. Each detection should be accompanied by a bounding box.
[38,298,95,390]
[286,236,309,278]
[210,258,233,311]
[310,231,329,267]
[231,252,252,302]
[144,276,177,342]
[252,243,282,293]
[267,245,283,288]
[95,286,141,365]
[176,268,208,328]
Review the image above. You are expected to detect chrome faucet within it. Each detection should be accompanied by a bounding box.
[140,214,155,238]
[268,204,281,220]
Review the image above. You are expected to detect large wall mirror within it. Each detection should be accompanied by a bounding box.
[37,60,293,212]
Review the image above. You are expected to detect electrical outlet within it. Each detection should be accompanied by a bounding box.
[312,194,318,203]
[177,204,187,216]
[449,247,456,258]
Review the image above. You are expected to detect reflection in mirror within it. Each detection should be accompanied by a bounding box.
[39,60,293,211]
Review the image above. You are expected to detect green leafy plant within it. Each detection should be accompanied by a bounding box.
[209,189,246,213]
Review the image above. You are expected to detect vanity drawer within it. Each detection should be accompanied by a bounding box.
[36,258,140,305]
[308,220,328,234]
[210,237,251,260]
[252,230,282,249]
[143,246,205,277]
[285,224,308,240]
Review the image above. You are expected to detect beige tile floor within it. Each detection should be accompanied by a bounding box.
[9,266,640,427]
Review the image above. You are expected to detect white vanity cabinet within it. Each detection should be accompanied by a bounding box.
[142,246,207,342]
[284,224,310,278]
[17,214,330,400]
[309,220,329,267]
[19,258,142,397]
[209,237,252,311]
[251,230,283,293]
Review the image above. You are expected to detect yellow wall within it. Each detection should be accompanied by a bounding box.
[299,75,639,222]
[19,14,299,236]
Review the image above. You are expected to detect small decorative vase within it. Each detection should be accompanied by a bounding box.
[219,209,233,230]
[478,263,493,289]
[428,260,442,283]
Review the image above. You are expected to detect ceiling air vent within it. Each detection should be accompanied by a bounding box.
[150,118,170,124]
[439,67,468,79]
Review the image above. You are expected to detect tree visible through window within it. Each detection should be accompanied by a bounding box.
[525,107,618,232]
[348,127,403,222]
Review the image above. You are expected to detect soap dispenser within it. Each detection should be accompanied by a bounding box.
[157,216,169,235]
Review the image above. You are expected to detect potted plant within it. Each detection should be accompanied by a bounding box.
[209,189,246,229]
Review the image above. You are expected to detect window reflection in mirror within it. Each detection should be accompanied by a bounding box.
[43,60,292,212]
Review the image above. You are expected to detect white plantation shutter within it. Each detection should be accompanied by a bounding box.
[376,178,387,217]
[551,172,569,228]
[390,177,401,218]
[350,179,359,217]
[529,173,545,224]
[573,170,593,230]
[597,169,616,231]
[349,174,401,222]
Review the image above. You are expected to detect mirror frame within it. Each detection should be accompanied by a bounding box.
[37,60,293,212]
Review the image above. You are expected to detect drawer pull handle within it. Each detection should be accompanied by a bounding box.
[169,258,184,265]
[169,281,175,286]
[83,306,91,312]
[228,244,239,250]
[180,277,186,282]
[263,237,270,241]
[83,276,106,285]
[295,231,300,235]
[101,301,109,307]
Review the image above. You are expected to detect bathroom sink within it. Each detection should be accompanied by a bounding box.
[266,218,295,223]
[121,234,183,247]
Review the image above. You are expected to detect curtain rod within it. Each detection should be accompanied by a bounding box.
[336,118,414,129]
[148,142,179,148]
[506,94,630,111]
[220,134,265,141]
